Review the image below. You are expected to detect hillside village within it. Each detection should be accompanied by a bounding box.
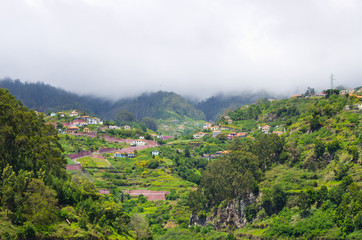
[1,85,360,239]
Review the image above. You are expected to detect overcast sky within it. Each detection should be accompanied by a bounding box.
[0,0,361,99]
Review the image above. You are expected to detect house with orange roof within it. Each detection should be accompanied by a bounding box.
[272,131,283,136]
[67,126,80,133]
[193,132,206,139]
[237,132,248,138]
[69,110,79,117]
[83,127,90,133]
[123,125,131,130]
[203,122,212,129]
[210,125,219,131]
[227,132,237,140]
[259,125,271,134]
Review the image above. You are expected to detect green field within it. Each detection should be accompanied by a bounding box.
[76,156,111,168]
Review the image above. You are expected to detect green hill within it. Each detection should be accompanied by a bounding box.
[0,79,204,122]
[188,93,361,239]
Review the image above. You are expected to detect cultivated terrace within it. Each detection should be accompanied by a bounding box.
[0,87,361,239]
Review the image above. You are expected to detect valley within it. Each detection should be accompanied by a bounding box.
[0,84,361,239]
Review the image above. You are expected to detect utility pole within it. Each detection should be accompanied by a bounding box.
[330,73,335,89]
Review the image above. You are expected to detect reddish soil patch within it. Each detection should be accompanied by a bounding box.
[99,189,110,194]
[124,190,170,201]
[66,164,82,171]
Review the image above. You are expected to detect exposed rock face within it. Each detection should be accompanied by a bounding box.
[189,193,258,230]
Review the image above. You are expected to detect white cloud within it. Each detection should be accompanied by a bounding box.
[0,0,361,99]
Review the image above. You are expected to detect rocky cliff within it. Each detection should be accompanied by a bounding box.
[189,193,258,230]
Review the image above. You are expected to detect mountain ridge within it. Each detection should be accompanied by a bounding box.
[1,78,278,121]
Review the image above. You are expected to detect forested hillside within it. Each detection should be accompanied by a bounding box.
[0,79,204,121]
[188,93,361,239]
[196,91,272,121]
[0,88,131,239]
[1,78,277,122]
[1,84,361,239]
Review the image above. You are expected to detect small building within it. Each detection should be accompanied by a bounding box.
[50,112,56,117]
[114,152,123,158]
[127,152,135,158]
[357,103,362,110]
[114,151,135,158]
[83,127,90,133]
[237,132,247,138]
[88,117,103,125]
[259,125,271,134]
[109,125,121,129]
[203,122,212,129]
[227,132,237,140]
[272,131,283,136]
[67,126,80,133]
[73,119,87,126]
[69,110,79,117]
[210,125,219,131]
[132,139,147,146]
[152,150,159,156]
[340,89,356,95]
[216,150,230,156]
[123,125,131,130]
[227,119,233,124]
[193,132,206,139]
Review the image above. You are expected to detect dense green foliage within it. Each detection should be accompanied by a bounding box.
[1,84,361,239]
[0,89,131,239]
[189,93,361,239]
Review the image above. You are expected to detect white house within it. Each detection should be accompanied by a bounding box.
[193,132,206,139]
[131,139,147,146]
[203,122,212,129]
[50,112,56,117]
[123,125,131,130]
[210,125,219,131]
[69,110,79,117]
[259,125,271,134]
[109,125,121,129]
[152,150,159,156]
[88,117,103,125]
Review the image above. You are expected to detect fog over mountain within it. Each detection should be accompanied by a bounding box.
[1,0,361,99]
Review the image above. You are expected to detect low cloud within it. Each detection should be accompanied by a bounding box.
[0,0,361,100]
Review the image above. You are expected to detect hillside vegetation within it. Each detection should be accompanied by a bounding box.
[0,85,361,239]
[189,93,361,239]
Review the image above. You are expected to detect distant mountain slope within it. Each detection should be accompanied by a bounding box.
[0,78,113,115]
[109,91,205,120]
[0,78,204,120]
[197,91,273,121]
